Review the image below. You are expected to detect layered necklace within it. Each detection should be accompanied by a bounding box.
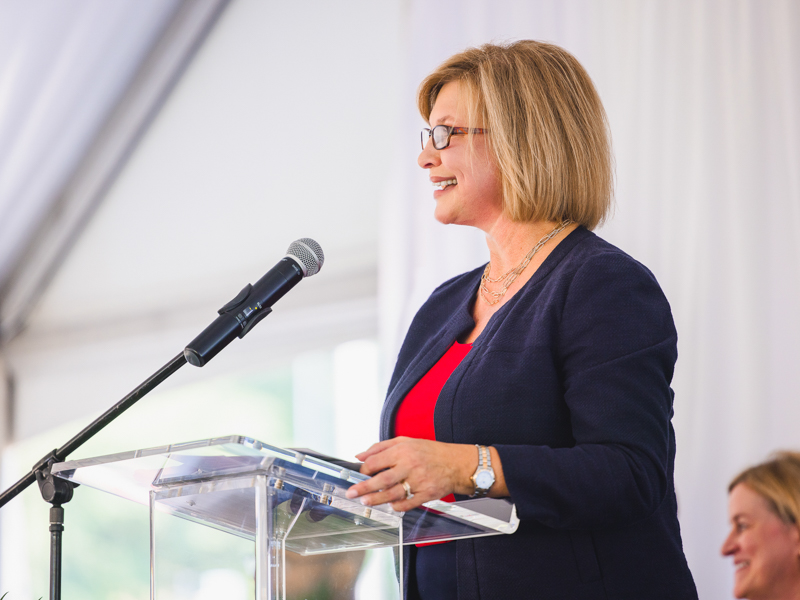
[479,220,572,306]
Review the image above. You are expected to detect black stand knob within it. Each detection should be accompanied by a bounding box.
[34,454,76,600]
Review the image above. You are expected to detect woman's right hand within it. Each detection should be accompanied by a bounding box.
[344,437,476,512]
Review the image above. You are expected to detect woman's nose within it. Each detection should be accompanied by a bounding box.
[721,531,737,556]
[418,140,440,169]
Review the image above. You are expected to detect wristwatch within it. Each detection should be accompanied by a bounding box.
[470,444,496,498]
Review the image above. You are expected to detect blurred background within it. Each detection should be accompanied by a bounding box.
[0,0,797,598]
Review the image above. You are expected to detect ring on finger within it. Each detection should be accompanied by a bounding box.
[401,480,414,500]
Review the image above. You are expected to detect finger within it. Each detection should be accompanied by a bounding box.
[360,444,405,476]
[360,482,409,507]
[346,468,404,499]
[355,437,404,462]
[390,497,421,512]
[390,485,437,512]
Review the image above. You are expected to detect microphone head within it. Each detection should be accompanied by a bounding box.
[286,238,324,277]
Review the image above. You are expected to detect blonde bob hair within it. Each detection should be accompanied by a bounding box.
[417,40,613,230]
[729,451,800,526]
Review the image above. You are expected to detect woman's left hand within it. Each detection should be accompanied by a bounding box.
[345,437,477,512]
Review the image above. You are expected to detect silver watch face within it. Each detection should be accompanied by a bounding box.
[475,470,495,489]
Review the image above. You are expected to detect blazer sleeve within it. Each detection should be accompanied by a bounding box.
[493,252,678,530]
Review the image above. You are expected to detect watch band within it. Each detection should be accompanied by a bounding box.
[470,444,495,498]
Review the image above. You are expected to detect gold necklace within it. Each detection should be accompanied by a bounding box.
[479,220,572,305]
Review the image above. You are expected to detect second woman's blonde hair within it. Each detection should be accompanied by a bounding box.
[729,451,800,526]
[418,40,613,230]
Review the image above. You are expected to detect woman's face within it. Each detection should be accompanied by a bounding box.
[721,483,800,599]
[418,80,503,230]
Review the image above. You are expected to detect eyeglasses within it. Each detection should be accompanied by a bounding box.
[420,125,488,150]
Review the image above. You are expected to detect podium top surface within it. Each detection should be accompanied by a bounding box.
[53,435,518,552]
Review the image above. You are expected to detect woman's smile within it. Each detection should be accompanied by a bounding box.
[431,177,457,192]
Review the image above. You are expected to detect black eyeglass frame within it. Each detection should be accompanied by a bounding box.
[421,125,489,150]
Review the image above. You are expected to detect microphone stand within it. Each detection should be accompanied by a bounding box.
[0,352,187,600]
[0,239,324,599]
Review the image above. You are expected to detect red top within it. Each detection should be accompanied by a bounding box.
[395,340,472,505]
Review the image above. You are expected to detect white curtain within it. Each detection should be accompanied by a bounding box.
[0,0,182,299]
[379,1,800,597]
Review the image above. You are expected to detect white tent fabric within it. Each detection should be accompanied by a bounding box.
[380,1,800,598]
[0,0,180,324]
[0,0,397,443]
[0,0,229,342]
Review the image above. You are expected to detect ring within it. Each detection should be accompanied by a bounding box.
[401,480,414,500]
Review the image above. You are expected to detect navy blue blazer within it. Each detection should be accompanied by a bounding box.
[380,227,698,599]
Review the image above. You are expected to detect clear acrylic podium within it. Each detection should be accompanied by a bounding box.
[52,435,519,599]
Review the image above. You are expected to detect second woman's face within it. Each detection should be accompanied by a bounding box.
[721,483,800,599]
[418,81,503,230]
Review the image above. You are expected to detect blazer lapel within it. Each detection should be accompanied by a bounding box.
[380,291,476,440]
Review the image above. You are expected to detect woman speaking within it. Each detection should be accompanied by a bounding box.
[345,40,697,599]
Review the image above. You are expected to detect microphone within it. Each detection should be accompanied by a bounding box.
[184,238,324,367]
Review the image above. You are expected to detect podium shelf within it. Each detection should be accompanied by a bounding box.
[53,434,519,554]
